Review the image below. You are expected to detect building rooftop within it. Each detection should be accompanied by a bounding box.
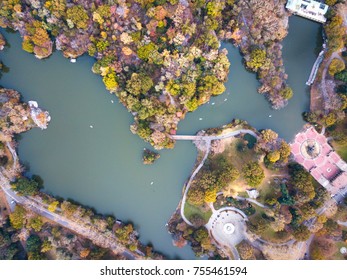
[291,126,347,195]
[286,0,329,23]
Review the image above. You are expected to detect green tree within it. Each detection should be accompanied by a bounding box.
[66,5,89,29]
[9,205,26,230]
[41,238,53,253]
[22,39,34,53]
[103,71,118,91]
[198,75,225,96]
[26,235,42,258]
[267,150,281,163]
[187,186,205,206]
[48,201,59,212]
[11,177,40,196]
[242,161,265,187]
[204,188,217,203]
[137,42,157,61]
[328,58,345,76]
[292,225,310,241]
[27,216,44,232]
[247,48,267,70]
[335,70,347,83]
[279,87,293,100]
[126,73,153,96]
[289,164,315,203]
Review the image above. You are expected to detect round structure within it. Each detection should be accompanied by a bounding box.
[300,139,321,159]
[340,247,347,254]
[223,223,235,235]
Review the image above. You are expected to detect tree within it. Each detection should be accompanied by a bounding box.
[279,140,291,162]
[9,205,26,230]
[328,58,345,76]
[247,48,267,70]
[126,73,153,96]
[22,39,34,53]
[204,188,217,203]
[26,235,42,253]
[187,186,205,206]
[279,87,293,100]
[41,239,53,253]
[198,75,225,96]
[27,216,44,232]
[11,177,40,196]
[238,241,255,260]
[292,225,310,241]
[261,129,278,143]
[48,201,59,212]
[267,151,280,163]
[66,5,89,29]
[137,42,158,61]
[335,70,347,83]
[103,71,118,91]
[325,0,337,5]
[289,164,315,203]
[242,162,265,187]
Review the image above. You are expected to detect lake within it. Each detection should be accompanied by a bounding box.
[0,16,320,259]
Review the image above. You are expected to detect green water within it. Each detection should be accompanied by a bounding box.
[0,16,320,259]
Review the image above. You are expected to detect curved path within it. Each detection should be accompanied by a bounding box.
[179,129,258,226]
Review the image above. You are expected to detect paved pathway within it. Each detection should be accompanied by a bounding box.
[171,129,258,141]
[179,129,259,226]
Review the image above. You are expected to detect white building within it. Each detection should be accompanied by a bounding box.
[286,0,329,23]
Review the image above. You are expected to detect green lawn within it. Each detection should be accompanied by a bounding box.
[184,202,212,224]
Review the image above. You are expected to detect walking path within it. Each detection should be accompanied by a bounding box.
[171,129,258,141]
[179,129,258,226]
[306,50,326,86]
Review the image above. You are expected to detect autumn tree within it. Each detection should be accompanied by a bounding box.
[242,161,265,187]
[328,58,345,76]
[238,241,255,260]
[198,75,225,96]
[267,150,280,163]
[291,224,310,241]
[66,5,89,29]
[289,164,315,203]
[9,205,26,230]
[187,186,205,206]
[247,48,267,70]
[27,216,44,232]
[126,73,153,96]
[279,87,293,100]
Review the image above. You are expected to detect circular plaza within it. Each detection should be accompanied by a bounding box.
[205,208,247,248]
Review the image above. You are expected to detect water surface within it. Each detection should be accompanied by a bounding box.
[0,16,320,258]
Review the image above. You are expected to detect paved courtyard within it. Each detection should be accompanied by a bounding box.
[205,207,247,249]
[291,126,347,195]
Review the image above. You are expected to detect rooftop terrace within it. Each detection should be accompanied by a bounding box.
[286,0,329,23]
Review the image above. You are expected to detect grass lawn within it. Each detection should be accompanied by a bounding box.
[184,202,212,224]
[334,142,347,162]
[331,241,347,260]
